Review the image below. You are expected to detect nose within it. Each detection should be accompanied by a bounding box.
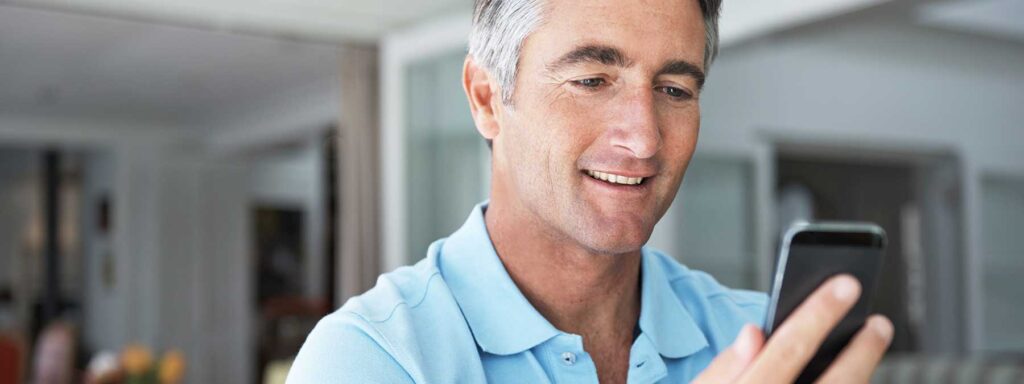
[608,87,662,159]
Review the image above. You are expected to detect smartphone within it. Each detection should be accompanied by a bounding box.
[764,222,887,384]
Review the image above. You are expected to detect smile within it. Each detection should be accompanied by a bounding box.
[585,170,645,186]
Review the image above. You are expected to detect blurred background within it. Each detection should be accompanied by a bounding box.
[0,0,1021,382]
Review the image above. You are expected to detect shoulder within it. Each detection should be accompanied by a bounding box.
[287,310,415,383]
[290,240,482,383]
[340,246,448,326]
[647,249,767,349]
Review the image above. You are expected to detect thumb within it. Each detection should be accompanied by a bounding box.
[692,324,764,383]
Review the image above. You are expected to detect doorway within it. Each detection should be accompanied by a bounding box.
[774,145,966,355]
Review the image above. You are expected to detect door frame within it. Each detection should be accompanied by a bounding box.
[380,12,473,272]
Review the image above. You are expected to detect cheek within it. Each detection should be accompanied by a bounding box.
[502,108,566,189]
[660,102,700,141]
[524,93,599,164]
[658,110,700,170]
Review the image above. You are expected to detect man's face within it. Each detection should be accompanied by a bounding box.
[490,0,706,254]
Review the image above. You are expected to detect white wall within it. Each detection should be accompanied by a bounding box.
[150,154,253,384]
[206,79,339,155]
[81,149,120,352]
[698,12,1024,172]
[101,145,254,384]
[980,176,1024,353]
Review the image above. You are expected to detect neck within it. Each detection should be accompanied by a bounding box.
[484,192,642,344]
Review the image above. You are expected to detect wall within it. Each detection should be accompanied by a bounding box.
[698,10,1024,172]
[81,149,120,352]
[150,154,252,384]
[99,145,254,384]
[980,176,1024,353]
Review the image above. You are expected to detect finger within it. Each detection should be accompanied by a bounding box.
[692,325,764,383]
[741,274,861,382]
[814,315,894,384]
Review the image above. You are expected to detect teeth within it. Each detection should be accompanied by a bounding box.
[585,170,644,186]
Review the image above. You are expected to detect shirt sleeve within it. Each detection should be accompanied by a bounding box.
[286,314,415,384]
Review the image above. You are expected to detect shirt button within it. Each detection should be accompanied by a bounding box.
[561,352,577,366]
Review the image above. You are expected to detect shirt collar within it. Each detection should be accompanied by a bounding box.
[440,201,708,358]
[637,247,710,358]
[439,202,560,355]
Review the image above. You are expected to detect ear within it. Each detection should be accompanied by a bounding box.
[462,55,502,142]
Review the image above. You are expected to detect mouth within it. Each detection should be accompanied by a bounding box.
[583,170,647,186]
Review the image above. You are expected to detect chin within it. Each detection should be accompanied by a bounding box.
[564,207,657,254]
[576,224,652,255]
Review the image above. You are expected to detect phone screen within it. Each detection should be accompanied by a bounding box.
[764,228,885,383]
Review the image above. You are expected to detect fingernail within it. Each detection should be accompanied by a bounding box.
[872,316,894,343]
[833,275,861,301]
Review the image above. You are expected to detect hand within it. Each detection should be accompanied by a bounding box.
[693,275,894,383]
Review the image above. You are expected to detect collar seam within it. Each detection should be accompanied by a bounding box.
[361,271,444,324]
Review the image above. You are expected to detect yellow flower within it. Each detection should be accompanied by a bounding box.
[159,350,186,384]
[120,344,153,376]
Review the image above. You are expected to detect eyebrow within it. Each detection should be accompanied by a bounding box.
[546,43,708,90]
[658,60,706,90]
[547,44,633,70]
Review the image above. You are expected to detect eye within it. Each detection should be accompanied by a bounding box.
[571,78,606,89]
[657,86,693,100]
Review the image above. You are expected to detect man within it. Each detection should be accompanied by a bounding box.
[289,0,894,382]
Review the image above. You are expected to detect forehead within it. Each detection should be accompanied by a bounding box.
[526,0,707,68]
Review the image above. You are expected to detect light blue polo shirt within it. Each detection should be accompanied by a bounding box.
[288,202,766,383]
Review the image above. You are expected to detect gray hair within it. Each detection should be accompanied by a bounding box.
[468,0,723,106]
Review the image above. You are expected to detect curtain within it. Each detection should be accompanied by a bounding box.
[336,44,381,305]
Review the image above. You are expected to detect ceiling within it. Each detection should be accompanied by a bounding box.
[8,0,897,46]
[0,0,1020,132]
[718,0,892,46]
[0,6,341,126]
[0,0,472,129]
[4,0,471,43]
[917,0,1024,43]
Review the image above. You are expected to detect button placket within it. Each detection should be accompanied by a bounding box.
[560,351,577,366]
[543,333,599,384]
[628,334,669,384]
